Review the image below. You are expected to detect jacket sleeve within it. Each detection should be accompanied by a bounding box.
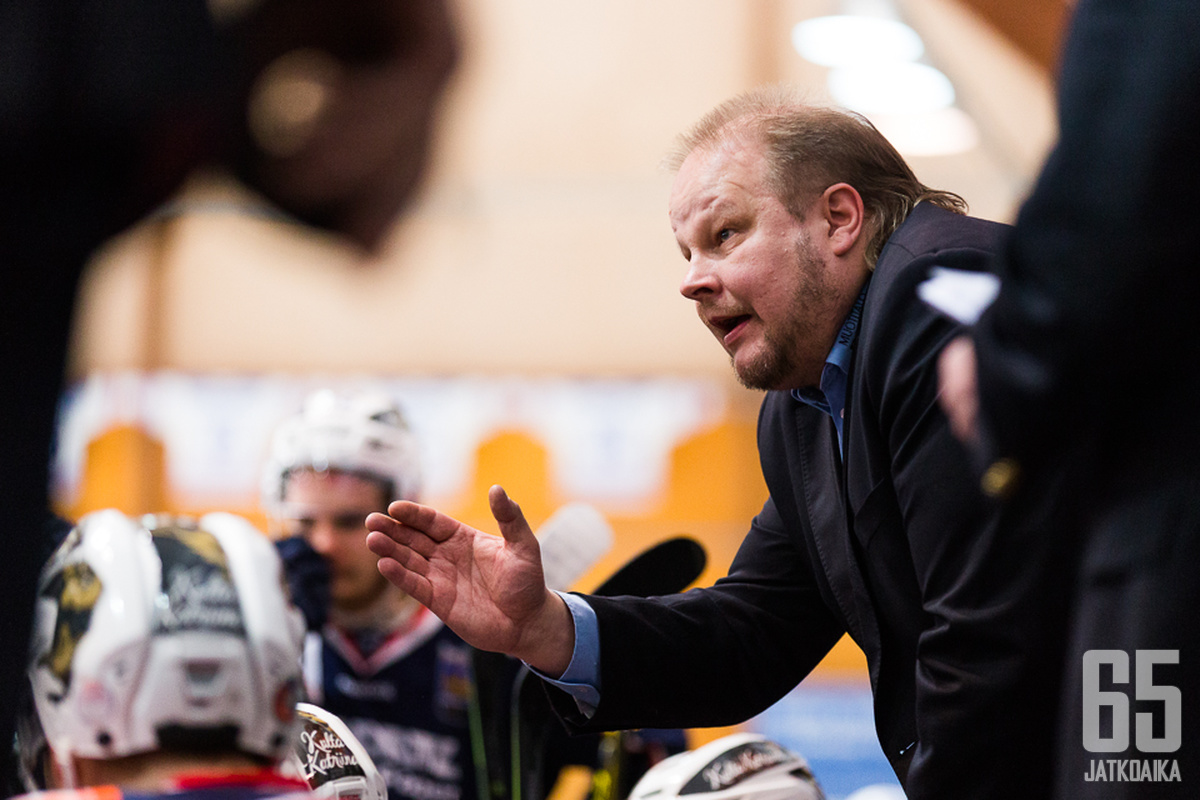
[549,496,845,733]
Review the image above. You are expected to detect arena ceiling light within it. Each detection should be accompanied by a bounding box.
[791,5,978,157]
[791,15,924,67]
[870,106,981,156]
[827,61,956,115]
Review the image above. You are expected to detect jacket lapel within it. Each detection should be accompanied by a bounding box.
[792,401,884,689]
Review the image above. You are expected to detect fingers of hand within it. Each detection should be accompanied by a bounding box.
[367,509,440,556]
[937,338,980,442]
[384,500,460,543]
[365,528,401,559]
[377,556,430,604]
[368,531,432,585]
[365,512,401,541]
[488,485,518,522]
[366,525,439,565]
[489,485,535,547]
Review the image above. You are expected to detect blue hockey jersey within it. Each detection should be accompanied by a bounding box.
[302,608,476,800]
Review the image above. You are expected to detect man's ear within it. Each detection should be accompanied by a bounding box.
[821,183,865,257]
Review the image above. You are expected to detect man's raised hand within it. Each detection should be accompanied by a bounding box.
[365,485,575,676]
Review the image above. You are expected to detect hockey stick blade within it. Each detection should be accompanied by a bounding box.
[591,536,706,598]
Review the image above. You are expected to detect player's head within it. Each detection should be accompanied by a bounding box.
[22,510,305,790]
[262,389,423,512]
[627,733,825,800]
[262,389,422,613]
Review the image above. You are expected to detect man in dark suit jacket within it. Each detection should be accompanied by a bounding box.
[938,1,1200,796]
[365,89,1068,799]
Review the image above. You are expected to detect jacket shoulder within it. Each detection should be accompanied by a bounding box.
[878,204,1009,275]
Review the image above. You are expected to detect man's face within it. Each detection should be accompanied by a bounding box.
[670,138,849,391]
[278,469,392,613]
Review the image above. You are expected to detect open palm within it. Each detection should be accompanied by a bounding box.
[365,485,563,665]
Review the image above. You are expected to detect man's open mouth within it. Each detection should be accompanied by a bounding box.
[711,314,752,338]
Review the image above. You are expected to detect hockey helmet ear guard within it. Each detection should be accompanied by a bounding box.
[285,702,387,800]
[261,389,423,514]
[24,510,305,785]
[627,733,825,800]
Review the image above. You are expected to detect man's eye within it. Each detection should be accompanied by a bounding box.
[717,228,734,243]
[333,514,367,531]
[283,519,315,538]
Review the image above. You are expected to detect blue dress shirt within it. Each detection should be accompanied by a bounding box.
[791,283,868,457]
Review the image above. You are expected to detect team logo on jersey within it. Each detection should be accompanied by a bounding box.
[149,522,246,636]
[38,562,103,700]
[434,642,472,726]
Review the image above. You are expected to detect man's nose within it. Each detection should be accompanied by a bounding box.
[679,256,719,300]
[307,522,337,556]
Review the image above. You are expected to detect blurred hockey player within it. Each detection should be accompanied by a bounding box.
[262,390,477,800]
[1,0,460,773]
[16,509,310,798]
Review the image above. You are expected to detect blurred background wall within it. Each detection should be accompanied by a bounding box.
[53,0,1067,795]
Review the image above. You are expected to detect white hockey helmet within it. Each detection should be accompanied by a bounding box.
[628,733,824,800]
[261,389,423,512]
[843,786,906,800]
[25,510,305,783]
[285,702,387,800]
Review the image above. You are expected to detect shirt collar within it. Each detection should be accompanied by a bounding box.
[791,280,870,453]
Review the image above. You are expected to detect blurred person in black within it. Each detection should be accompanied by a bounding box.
[937,1,1200,796]
[0,0,457,780]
